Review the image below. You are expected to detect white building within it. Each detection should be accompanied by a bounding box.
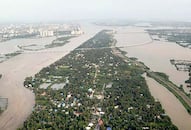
[71,27,84,35]
[39,30,54,37]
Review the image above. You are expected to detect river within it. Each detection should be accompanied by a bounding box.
[144,74,191,130]
[0,37,56,54]
[114,26,191,130]
[0,23,103,130]
[114,26,191,93]
[0,24,191,130]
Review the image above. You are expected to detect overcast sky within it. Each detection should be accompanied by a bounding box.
[0,0,191,22]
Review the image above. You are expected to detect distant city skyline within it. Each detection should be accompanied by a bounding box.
[0,0,191,23]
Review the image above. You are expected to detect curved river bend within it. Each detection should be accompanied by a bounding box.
[114,26,191,130]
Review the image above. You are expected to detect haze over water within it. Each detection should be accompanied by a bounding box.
[1,0,191,22]
[0,0,191,130]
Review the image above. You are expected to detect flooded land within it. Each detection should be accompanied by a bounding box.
[0,37,56,54]
[115,26,191,93]
[0,24,103,130]
[144,74,191,130]
[0,24,191,129]
[19,30,177,130]
[114,26,191,130]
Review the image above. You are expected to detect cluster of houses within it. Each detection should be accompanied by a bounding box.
[0,23,84,42]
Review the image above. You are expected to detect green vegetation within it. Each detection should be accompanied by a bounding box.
[147,71,191,114]
[19,30,177,130]
[154,72,169,80]
[170,59,191,88]
[0,51,22,63]
[148,29,191,48]
[185,66,191,88]
[45,36,75,48]
[79,30,116,49]
[0,106,2,114]
[18,36,75,51]
[185,78,191,84]
[5,51,21,58]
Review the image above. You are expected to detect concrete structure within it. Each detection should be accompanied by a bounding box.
[71,27,84,35]
[39,30,54,37]
[0,98,8,111]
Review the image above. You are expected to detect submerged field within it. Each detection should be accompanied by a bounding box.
[19,30,177,130]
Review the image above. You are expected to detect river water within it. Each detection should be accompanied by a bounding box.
[0,24,191,130]
[114,26,191,130]
[144,74,191,130]
[0,23,103,130]
[114,26,191,93]
[0,37,56,54]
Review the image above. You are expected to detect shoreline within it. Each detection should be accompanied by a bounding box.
[20,30,177,129]
[0,24,191,129]
[114,26,191,130]
[144,74,191,130]
[0,24,101,130]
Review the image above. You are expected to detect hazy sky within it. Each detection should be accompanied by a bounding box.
[0,0,191,22]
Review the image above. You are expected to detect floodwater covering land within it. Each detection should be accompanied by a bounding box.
[0,23,191,130]
[0,37,56,54]
[114,26,191,130]
[144,74,191,130]
[20,30,176,129]
[0,24,102,130]
[114,26,191,93]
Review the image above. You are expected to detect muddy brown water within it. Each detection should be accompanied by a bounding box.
[144,74,191,130]
[115,26,191,130]
[1,24,191,130]
[0,24,103,130]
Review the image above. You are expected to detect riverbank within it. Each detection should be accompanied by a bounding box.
[114,26,191,93]
[20,30,176,129]
[144,74,191,130]
[0,24,101,130]
[114,26,191,130]
[147,71,191,114]
[0,23,191,129]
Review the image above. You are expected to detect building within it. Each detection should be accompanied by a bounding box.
[71,27,84,35]
[0,98,8,111]
[39,30,54,37]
